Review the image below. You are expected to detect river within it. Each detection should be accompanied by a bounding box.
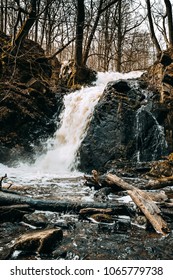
[1,70,173,260]
[0,71,143,188]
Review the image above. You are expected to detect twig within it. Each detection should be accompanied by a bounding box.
[0,174,7,190]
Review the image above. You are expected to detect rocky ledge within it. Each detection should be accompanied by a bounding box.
[0,31,64,165]
[78,78,169,173]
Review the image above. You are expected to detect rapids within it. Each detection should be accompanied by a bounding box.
[0,71,143,184]
[1,71,173,261]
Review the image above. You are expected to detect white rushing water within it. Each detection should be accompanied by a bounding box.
[35,71,143,174]
[0,71,143,183]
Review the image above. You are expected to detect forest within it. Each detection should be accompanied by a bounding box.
[0,0,172,73]
[1,0,173,261]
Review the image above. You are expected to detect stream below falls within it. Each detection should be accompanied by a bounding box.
[0,71,173,260]
[0,173,173,260]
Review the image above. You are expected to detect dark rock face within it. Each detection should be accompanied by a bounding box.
[141,50,173,152]
[136,107,168,162]
[78,79,168,173]
[0,87,63,164]
[60,60,97,88]
[0,32,64,165]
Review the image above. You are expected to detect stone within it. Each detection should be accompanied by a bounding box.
[0,204,34,223]
[89,213,115,224]
[0,31,64,165]
[23,212,49,227]
[160,53,173,66]
[13,228,63,254]
[78,79,168,173]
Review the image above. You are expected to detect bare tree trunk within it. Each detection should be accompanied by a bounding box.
[4,0,7,33]
[0,0,4,32]
[40,6,46,47]
[34,0,41,43]
[117,0,122,72]
[164,0,173,47]
[83,0,103,66]
[75,0,85,67]
[13,0,37,47]
[146,0,161,55]
[83,0,118,66]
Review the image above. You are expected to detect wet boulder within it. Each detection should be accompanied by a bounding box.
[0,204,34,223]
[23,212,49,228]
[13,228,63,254]
[78,79,168,173]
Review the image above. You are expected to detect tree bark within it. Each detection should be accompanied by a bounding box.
[116,0,122,72]
[106,173,135,191]
[0,0,4,32]
[146,0,161,55]
[164,0,173,47]
[82,0,119,66]
[13,0,37,48]
[0,190,133,215]
[75,0,85,67]
[86,171,169,235]
[128,188,169,235]
[146,176,173,190]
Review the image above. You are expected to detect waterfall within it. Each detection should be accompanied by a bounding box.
[35,71,143,174]
[135,103,168,163]
[35,86,103,173]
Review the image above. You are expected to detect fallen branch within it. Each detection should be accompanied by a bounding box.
[105,173,135,191]
[128,188,169,235]
[87,171,170,235]
[146,176,173,190]
[0,191,133,216]
[0,174,7,190]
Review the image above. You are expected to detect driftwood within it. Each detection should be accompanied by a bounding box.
[84,170,123,191]
[79,208,114,216]
[86,171,170,235]
[128,189,169,235]
[106,173,170,234]
[105,173,135,191]
[0,190,133,216]
[0,171,170,235]
[87,172,168,202]
[146,176,173,190]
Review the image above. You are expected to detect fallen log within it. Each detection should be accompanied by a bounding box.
[90,172,169,235]
[105,173,136,191]
[0,204,34,223]
[146,176,173,190]
[84,170,109,190]
[79,208,114,216]
[0,191,133,216]
[128,189,169,235]
[89,172,168,202]
[84,171,133,191]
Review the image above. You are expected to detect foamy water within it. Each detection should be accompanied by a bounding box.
[34,71,143,173]
[0,71,143,183]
